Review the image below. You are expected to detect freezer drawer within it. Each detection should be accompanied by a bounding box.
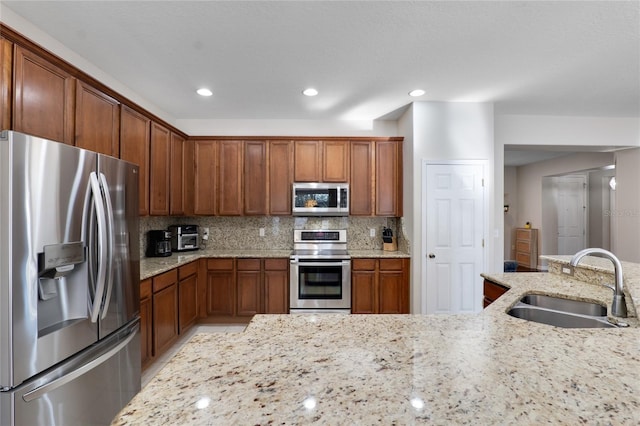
[0,320,140,426]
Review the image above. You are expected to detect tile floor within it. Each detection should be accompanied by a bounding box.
[141,324,247,388]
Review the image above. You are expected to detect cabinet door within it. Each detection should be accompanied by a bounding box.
[351,271,377,314]
[139,279,153,368]
[183,139,195,216]
[119,105,150,216]
[350,141,374,215]
[218,140,243,215]
[207,271,235,316]
[268,140,293,215]
[376,141,402,216]
[13,45,75,144]
[322,140,349,182]
[194,140,217,215]
[244,140,267,215]
[178,273,198,333]
[378,271,406,314]
[264,259,289,314]
[149,122,171,215]
[152,280,178,357]
[170,132,186,215]
[236,270,261,316]
[1,37,12,131]
[75,80,120,156]
[294,140,321,182]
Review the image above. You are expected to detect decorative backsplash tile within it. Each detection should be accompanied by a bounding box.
[139,216,409,259]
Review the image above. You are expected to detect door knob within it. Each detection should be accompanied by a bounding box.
[428,253,435,259]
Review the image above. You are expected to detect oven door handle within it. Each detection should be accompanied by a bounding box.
[290,260,350,267]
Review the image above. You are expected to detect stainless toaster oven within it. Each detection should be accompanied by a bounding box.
[168,225,199,252]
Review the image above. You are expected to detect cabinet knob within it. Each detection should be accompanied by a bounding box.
[428,253,436,259]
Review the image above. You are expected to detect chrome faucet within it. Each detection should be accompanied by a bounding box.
[569,248,627,318]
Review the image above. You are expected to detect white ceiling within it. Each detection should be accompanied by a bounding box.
[2,0,638,126]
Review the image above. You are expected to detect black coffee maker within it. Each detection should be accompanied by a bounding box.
[146,230,172,257]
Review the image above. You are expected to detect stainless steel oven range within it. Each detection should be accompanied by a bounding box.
[290,230,351,314]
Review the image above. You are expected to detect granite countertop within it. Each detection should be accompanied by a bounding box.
[141,249,410,280]
[116,256,640,425]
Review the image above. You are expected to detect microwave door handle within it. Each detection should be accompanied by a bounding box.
[98,173,115,319]
[89,172,108,322]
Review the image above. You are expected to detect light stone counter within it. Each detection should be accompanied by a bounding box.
[140,249,293,280]
[141,249,408,280]
[116,256,640,425]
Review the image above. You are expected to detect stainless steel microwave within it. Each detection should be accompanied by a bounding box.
[292,183,349,216]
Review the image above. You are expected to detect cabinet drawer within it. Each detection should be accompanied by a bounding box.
[379,258,403,271]
[152,269,177,293]
[516,239,531,252]
[515,252,532,265]
[516,229,531,240]
[140,278,152,299]
[352,259,376,271]
[264,258,288,270]
[237,258,261,271]
[178,261,198,279]
[207,258,234,271]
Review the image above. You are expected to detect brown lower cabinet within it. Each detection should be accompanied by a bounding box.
[483,279,509,308]
[351,258,410,314]
[152,269,179,358]
[206,258,289,318]
[178,261,198,332]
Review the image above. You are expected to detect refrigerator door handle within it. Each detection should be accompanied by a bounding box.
[21,323,138,402]
[89,172,108,322]
[98,173,115,319]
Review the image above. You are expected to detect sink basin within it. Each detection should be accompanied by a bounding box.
[507,293,616,329]
[519,294,607,316]
[507,306,616,328]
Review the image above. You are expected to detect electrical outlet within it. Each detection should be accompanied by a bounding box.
[202,227,210,240]
[259,227,265,237]
[370,228,376,237]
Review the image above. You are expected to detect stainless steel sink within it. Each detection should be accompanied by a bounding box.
[507,293,618,329]
[507,306,616,328]
[519,294,607,316]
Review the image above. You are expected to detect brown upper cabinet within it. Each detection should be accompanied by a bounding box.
[244,140,268,215]
[75,80,120,157]
[322,140,350,182]
[349,141,374,215]
[1,37,12,131]
[375,141,403,216]
[119,105,151,216]
[217,140,243,216]
[12,45,75,145]
[170,132,187,216]
[268,140,293,215]
[193,140,217,215]
[294,140,349,182]
[149,122,171,215]
[350,140,403,216]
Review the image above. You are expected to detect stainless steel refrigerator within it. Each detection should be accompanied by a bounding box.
[0,130,141,425]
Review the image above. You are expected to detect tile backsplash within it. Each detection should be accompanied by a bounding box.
[140,216,409,258]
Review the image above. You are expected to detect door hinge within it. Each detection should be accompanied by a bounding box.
[481,178,485,187]
[482,238,485,248]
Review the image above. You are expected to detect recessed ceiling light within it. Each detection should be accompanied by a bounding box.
[409,89,425,97]
[302,88,318,97]
[196,88,213,97]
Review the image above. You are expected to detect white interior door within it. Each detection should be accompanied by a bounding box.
[424,163,485,314]
[556,175,586,255]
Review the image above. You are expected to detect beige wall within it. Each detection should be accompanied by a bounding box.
[513,152,614,268]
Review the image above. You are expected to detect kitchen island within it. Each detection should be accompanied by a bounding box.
[113,256,640,425]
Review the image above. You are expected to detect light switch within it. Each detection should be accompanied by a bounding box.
[259,228,265,237]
